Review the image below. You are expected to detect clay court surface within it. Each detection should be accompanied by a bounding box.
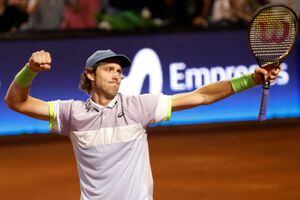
[1,119,300,200]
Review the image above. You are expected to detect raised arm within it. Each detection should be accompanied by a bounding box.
[4,50,52,120]
[172,65,281,112]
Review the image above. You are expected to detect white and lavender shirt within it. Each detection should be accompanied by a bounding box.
[48,94,172,200]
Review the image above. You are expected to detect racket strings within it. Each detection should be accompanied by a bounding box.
[249,6,297,63]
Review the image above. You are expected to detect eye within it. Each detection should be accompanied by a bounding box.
[106,67,113,72]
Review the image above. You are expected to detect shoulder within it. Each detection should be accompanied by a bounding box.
[120,93,168,111]
[121,94,160,104]
[51,99,87,112]
[121,93,162,100]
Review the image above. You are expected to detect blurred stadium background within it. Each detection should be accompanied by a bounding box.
[1,0,300,199]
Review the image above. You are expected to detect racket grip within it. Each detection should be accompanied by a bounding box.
[258,85,270,121]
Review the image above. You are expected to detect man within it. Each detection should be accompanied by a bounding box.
[5,50,280,200]
[21,0,64,31]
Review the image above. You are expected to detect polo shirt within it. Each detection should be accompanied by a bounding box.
[48,93,172,200]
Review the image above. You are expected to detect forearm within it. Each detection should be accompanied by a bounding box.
[5,82,49,120]
[5,81,30,108]
[172,73,258,111]
[194,80,234,104]
[4,63,49,120]
[197,73,258,104]
[5,64,36,107]
[172,80,233,111]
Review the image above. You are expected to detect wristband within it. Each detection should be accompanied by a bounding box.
[14,64,37,87]
[230,74,257,93]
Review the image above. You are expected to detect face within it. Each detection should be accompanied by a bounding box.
[87,61,122,99]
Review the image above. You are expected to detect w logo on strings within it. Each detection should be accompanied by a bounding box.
[259,21,290,44]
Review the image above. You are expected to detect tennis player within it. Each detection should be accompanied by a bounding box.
[5,50,281,200]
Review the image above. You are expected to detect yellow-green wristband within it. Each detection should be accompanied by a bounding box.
[166,96,172,121]
[48,102,54,129]
[231,74,257,93]
[14,64,37,87]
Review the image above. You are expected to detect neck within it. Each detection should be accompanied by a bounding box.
[90,91,115,106]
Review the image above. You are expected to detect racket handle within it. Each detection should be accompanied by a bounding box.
[258,83,270,121]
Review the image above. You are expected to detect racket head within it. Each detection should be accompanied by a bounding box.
[249,3,298,67]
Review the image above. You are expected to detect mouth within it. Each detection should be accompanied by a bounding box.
[109,82,119,86]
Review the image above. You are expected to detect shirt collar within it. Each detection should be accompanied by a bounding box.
[86,94,119,111]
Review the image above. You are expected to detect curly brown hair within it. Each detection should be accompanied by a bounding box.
[79,68,96,95]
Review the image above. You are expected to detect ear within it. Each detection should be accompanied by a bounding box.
[85,69,95,82]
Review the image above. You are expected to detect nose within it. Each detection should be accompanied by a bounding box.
[111,71,121,81]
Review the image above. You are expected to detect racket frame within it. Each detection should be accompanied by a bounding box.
[249,3,299,66]
[248,3,299,121]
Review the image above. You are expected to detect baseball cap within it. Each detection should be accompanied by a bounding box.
[85,49,131,69]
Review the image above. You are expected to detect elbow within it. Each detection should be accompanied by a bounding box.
[4,96,20,112]
[199,94,213,105]
[4,96,15,110]
[4,95,11,107]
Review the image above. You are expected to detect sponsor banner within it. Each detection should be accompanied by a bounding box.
[0,30,299,135]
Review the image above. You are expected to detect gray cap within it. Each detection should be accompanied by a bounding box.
[85,49,131,69]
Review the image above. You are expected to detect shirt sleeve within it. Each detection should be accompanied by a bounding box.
[47,100,73,136]
[137,94,172,127]
[155,95,172,122]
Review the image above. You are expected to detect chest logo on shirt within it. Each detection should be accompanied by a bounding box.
[118,112,124,118]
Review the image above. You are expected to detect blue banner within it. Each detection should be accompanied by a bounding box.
[0,30,299,135]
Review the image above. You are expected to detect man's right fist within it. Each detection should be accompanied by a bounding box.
[28,50,52,73]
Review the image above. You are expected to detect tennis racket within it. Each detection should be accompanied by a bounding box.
[249,3,298,121]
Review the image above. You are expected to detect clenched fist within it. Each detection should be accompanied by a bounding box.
[28,50,52,73]
[253,63,282,84]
